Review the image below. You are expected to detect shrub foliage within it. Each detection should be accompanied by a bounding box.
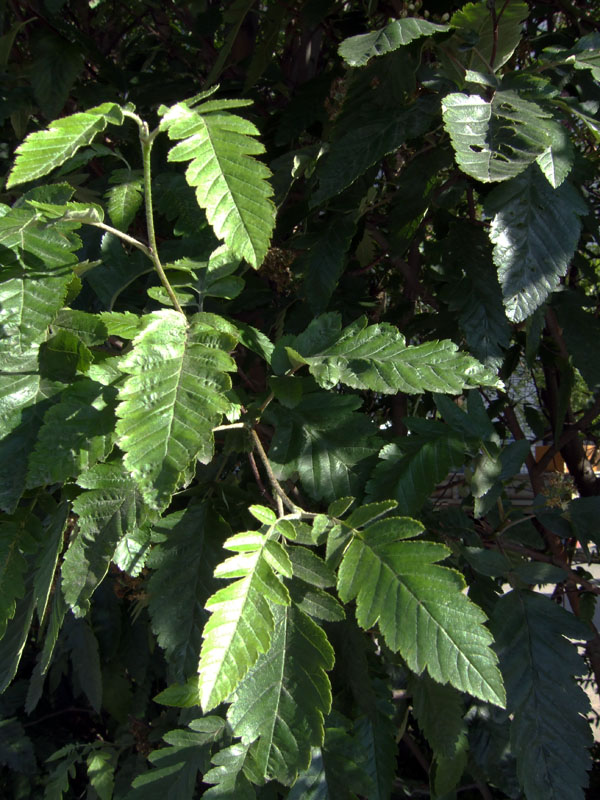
[1,1,600,798]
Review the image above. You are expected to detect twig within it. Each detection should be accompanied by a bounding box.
[247,451,277,509]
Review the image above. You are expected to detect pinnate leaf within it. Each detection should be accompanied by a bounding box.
[366,419,470,514]
[6,103,123,188]
[115,310,237,510]
[26,378,116,488]
[491,590,592,800]
[337,515,505,706]
[160,97,275,267]
[296,314,501,394]
[198,530,290,711]
[227,604,334,784]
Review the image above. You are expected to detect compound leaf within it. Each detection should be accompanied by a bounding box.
[491,590,592,800]
[409,672,466,758]
[227,603,334,785]
[337,516,505,706]
[115,310,237,510]
[198,530,290,711]
[203,744,256,799]
[160,98,275,267]
[6,103,124,188]
[0,511,41,639]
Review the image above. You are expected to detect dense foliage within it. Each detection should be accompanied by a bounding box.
[1,0,600,797]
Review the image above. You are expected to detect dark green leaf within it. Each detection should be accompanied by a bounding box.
[485,166,587,321]
[338,18,449,67]
[491,590,592,800]
[266,392,380,503]
[61,462,151,616]
[227,604,334,784]
[338,516,505,706]
[148,505,228,683]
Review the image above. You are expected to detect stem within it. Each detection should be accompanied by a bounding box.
[139,119,185,315]
[87,221,152,258]
[249,427,319,519]
[250,428,298,512]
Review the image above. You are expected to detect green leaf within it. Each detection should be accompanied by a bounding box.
[6,102,124,188]
[0,717,36,774]
[440,224,511,367]
[337,516,505,706]
[33,500,69,623]
[203,744,256,799]
[298,213,357,313]
[266,392,380,503]
[0,591,35,692]
[115,310,237,510]
[491,590,592,800]
[568,497,600,547]
[105,168,144,231]
[447,1,529,71]
[30,32,83,119]
[65,615,102,712]
[87,748,116,800]
[0,511,40,639]
[287,545,336,588]
[442,91,558,183]
[26,378,116,487]
[485,166,587,322]
[44,747,79,800]
[312,95,439,206]
[51,309,108,346]
[129,730,211,800]
[338,18,449,67]
[148,505,228,683]
[535,122,574,188]
[553,290,600,390]
[366,419,470,514]
[227,604,334,784]
[61,462,151,617]
[354,689,397,800]
[409,672,466,758]
[296,314,501,394]
[160,98,275,267]
[0,366,63,513]
[287,725,372,800]
[198,529,290,711]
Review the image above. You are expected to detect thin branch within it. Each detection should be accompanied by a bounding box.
[247,451,277,509]
[249,428,319,518]
[87,221,152,258]
[138,119,185,315]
